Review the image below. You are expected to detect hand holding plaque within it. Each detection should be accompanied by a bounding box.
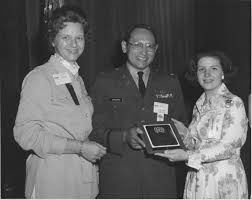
[124,126,145,150]
[142,118,185,154]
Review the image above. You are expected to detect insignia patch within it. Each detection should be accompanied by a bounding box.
[156,93,173,99]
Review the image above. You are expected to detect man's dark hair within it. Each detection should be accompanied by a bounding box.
[124,24,158,44]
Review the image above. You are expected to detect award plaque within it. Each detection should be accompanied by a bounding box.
[142,119,185,154]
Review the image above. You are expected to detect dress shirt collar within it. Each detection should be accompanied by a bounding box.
[127,65,150,86]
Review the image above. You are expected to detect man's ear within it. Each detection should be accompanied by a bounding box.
[121,40,127,53]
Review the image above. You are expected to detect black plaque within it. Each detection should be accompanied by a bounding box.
[142,119,185,154]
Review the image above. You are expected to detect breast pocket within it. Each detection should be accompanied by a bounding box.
[52,85,75,106]
[108,96,137,128]
[110,101,125,116]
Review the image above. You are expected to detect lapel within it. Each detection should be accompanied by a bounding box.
[144,68,157,99]
[116,65,141,97]
[47,56,75,101]
[116,65,159,101]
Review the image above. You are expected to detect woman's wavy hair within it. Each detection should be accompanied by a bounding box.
[185,50,237,86]
[47,5,89,52]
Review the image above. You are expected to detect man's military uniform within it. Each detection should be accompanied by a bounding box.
[90,65,187,198]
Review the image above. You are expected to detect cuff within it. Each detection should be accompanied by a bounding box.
[186,150,202,170]
[49,136,68,155]
[107,129,125,156]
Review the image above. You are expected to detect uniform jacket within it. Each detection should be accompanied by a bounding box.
[183,83,248,199]
[90,65,187,198]
[13,55,98,198]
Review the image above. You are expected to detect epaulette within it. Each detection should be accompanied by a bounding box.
[97,68,123,80]
[152,68,177,79]
[168,73,177,79]
[96,71,111,79]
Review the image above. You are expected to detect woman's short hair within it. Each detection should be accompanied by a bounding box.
[47,5,88,50]
[185,50,236,85]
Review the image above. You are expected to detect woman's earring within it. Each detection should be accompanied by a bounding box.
[222,75,224,80]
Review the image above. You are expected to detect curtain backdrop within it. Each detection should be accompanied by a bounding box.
[2,1,195,197]
[24,0,195,88]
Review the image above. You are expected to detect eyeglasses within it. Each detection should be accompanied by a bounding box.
[128,41,157,52]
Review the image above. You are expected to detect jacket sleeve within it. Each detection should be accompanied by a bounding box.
[187,97,248,170]
[89,75,125,156]
[13,70,67,158]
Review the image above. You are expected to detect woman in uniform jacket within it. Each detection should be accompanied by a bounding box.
[13,5,106,198]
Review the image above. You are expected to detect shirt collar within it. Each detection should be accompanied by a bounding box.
[54,53,80,75]
[127,65,150,83]
[196,83,230,111]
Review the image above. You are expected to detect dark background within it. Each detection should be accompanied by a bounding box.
[2,0,251,198]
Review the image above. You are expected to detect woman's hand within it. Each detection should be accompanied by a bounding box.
[171,118,189,138]
[80,141,107,163]
[155,149,188,162]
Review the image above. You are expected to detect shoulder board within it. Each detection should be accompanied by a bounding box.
[168,73,177,79]
[97,67,122,79]
[152,69,177,78]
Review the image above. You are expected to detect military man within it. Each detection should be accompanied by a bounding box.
[90,24,187,198]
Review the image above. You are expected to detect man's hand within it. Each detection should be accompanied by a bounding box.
[125,127,145,150]
[80,141,107,163]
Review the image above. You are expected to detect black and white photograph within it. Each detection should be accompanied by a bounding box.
[2,0,251,199]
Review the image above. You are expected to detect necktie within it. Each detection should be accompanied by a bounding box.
[137,71,146,97]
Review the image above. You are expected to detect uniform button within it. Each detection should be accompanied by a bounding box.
[141,107,145,111]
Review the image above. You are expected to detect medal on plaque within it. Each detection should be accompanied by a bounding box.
[142,119,185,154]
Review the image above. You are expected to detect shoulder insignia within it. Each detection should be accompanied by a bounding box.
[168,73,177,79]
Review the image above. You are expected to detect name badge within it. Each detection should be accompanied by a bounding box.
[153,102,168,115]
[53,72,71,85]
[110,98,123,102]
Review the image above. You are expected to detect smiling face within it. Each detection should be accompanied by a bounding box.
[52,22,85,63]
[197,56,224,96]
[121,28,158,70]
